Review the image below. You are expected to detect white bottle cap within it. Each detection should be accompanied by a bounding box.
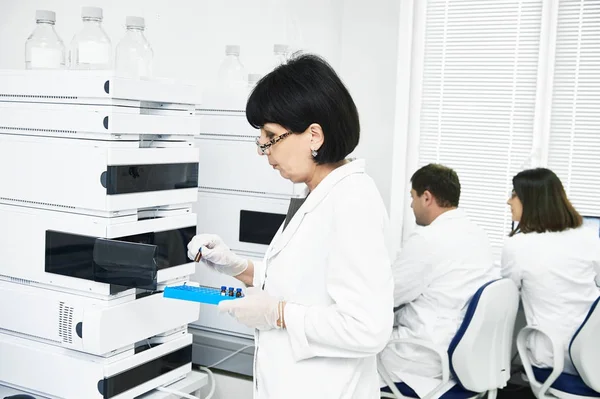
[126,16,145,28]
[273,44,289,54]
[248,73,262,84]
[36,10,56,23]
[225,45,240,56]
[82,6,103,20]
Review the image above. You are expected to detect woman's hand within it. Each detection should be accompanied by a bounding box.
[187,234,248,277]
[218,287,284,330]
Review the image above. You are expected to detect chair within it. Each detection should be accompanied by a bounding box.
[517,296,600,398]
[379,279,520,399]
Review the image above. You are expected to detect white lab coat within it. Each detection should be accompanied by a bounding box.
[378,209,500,396]
[252,159,394,399]
[501,227,600,374]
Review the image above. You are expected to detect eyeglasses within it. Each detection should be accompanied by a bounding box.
[255,131,293,155]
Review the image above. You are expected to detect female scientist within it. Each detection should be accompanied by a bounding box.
[187,54,394,398]
[502,168,600,374]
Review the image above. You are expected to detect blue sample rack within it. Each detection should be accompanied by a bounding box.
[163,284,244,305]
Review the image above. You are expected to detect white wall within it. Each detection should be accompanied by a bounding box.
[339,0,401,211]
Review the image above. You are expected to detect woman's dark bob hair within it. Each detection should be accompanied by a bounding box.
[510,168,582,236]
[246,53,360,164]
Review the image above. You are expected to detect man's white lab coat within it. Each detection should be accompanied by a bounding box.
[501,227,600,374]
[379,209,499,396]
[252,159,395,399]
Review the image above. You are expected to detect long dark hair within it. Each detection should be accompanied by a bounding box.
[509,168,582,236]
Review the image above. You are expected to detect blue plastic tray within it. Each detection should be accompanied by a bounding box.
[163,284,243,305]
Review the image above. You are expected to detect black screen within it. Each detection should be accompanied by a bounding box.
[103,163,198,195]
[45,227,196,289]
[98,344,192,398]
[239,210,285,245]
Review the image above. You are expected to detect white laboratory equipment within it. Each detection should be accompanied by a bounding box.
[0,370,208,399]
[191,86,305,376]
[115,16,154,78]
[69,6,112,70]
[0,70,199,141]
[0,70,204,398]
[24,10,66,70]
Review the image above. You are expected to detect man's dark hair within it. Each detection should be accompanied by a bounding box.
[246,53,360,164]
[510,168,582,236]
[411,164,460,208]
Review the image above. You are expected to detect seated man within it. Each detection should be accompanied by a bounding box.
[379,163,500,396]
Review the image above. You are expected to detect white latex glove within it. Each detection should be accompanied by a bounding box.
[218,287,281,331]
[187,234,248,276]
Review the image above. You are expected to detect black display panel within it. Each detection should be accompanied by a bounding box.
[103,163,198,195]
[239,210,285,245]
[97,344,192,398]
[45,227,196,289]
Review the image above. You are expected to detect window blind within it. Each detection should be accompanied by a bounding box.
[547,0,600,217]
[417,0,543,257]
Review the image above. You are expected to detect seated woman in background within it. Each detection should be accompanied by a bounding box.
[502,168,600,374]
